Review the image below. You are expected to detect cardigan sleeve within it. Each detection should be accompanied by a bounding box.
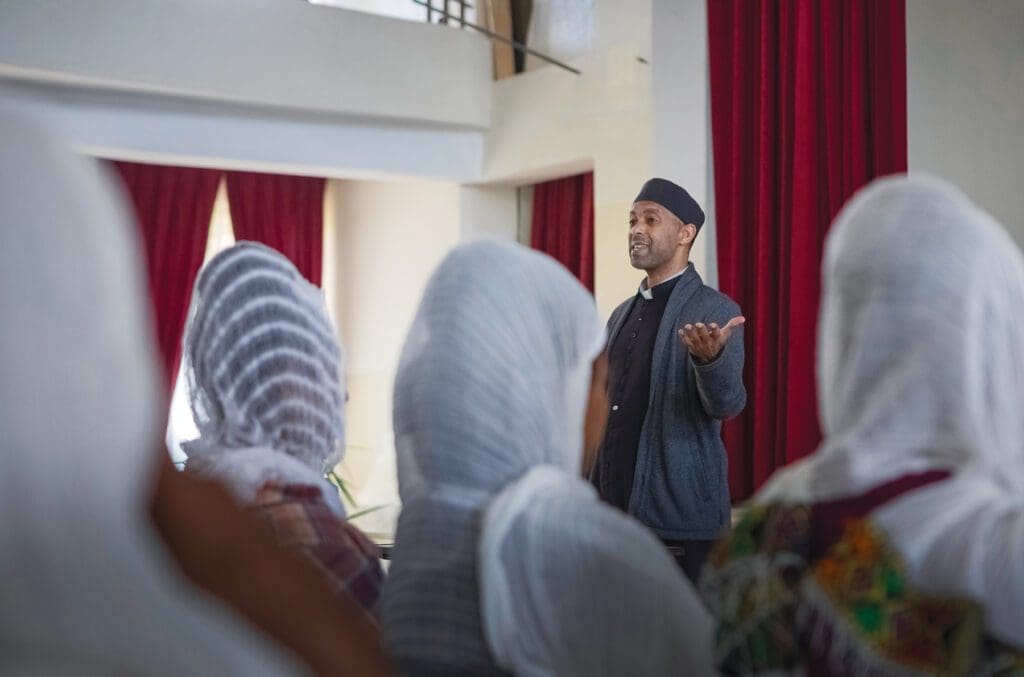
[689,300,746,420]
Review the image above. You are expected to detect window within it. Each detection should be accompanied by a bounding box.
[308,0,475,26]
[166,180,236,464]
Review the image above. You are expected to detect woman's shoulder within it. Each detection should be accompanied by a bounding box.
[701,498,1021,676]
[252,481,384,615]
[251,482,377,554]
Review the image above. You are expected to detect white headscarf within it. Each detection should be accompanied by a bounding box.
[382,240,711,675]
[757,174,1024,648]
[182,242,346,513]
[0,104,303,673]
[480,466,715,677]
[393,240,604,504]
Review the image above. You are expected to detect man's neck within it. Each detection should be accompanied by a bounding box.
[645,261,689,289]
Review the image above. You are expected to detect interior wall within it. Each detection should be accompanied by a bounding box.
[525,0,651,71]
[651,0,715,288]
[486,0,714,317]
[459,184,519,241]
[0,0,492,184]
[485,0,653,317]
[0,0,491,128]
[907,0,1024,244]
[524,0,597,69]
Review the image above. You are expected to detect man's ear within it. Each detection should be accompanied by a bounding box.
[679,223,698,246]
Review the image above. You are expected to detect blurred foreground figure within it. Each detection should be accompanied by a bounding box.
[382,241,714,676]
[0,103,390,676]
[701,176,1024,675]
[182,241,383,617]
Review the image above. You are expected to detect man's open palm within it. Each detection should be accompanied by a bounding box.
[679,316,745,364]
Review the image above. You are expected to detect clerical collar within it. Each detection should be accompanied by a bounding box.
[639,264,691,300]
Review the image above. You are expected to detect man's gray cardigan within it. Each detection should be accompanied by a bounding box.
[605,266,746,541]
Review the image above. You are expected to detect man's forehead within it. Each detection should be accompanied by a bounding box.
[630,200,666,215]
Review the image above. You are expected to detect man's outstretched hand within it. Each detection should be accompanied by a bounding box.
[679,316,745,364]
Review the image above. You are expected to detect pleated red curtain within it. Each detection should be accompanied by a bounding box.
[225,171,326,286]
[113,161,222,394]
[708,0,908,499]
[530,172,595,291]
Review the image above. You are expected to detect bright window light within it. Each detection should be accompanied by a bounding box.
[308,0,475,26]
[166,180,235,464]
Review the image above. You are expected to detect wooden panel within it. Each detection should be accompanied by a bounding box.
[481,0,516,80]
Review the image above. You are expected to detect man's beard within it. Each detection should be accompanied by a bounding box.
[629,240,669,270]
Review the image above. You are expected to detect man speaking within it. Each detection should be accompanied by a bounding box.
[591,178,746,581]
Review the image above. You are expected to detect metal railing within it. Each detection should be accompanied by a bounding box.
[422,0,472,26]
[411,0,581,75]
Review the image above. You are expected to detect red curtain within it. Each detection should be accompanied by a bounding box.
[113,162,222,394]
[531,172,595,291]
[225,171,326,286]
[708,0,907,499]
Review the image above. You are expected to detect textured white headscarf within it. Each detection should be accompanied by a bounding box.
[382,240,711,675]
[480,466,715,677]
[182,242,346,513]
[0,104,303,674]
[757,174,1024,648]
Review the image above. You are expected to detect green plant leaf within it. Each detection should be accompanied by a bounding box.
[346,504,388,521]
[326,470,359,508]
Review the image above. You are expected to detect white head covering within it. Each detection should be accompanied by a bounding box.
[393,240,604,504]
[182,242,345,513]
[480,466,715,677]
[0,104,303,674]
[757,174,1024,647]
[382,240,711,675]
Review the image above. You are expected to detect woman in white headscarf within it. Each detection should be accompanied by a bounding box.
[181,241,383,616]
[381,240,713,676]
[700,175,1024,675]
[0,103,389,675]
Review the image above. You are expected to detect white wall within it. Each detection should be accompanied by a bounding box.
[907,0,1024,244]
[2,81,486,183]
[525,0,651,71]
[485,0,714,317]
[0,0,491,128]
[524,0,597,69]
[651,0,715,287]
[487,45,649,319]
[459,185,519,240]
[485,0,654,317]
[0,0,492,184]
